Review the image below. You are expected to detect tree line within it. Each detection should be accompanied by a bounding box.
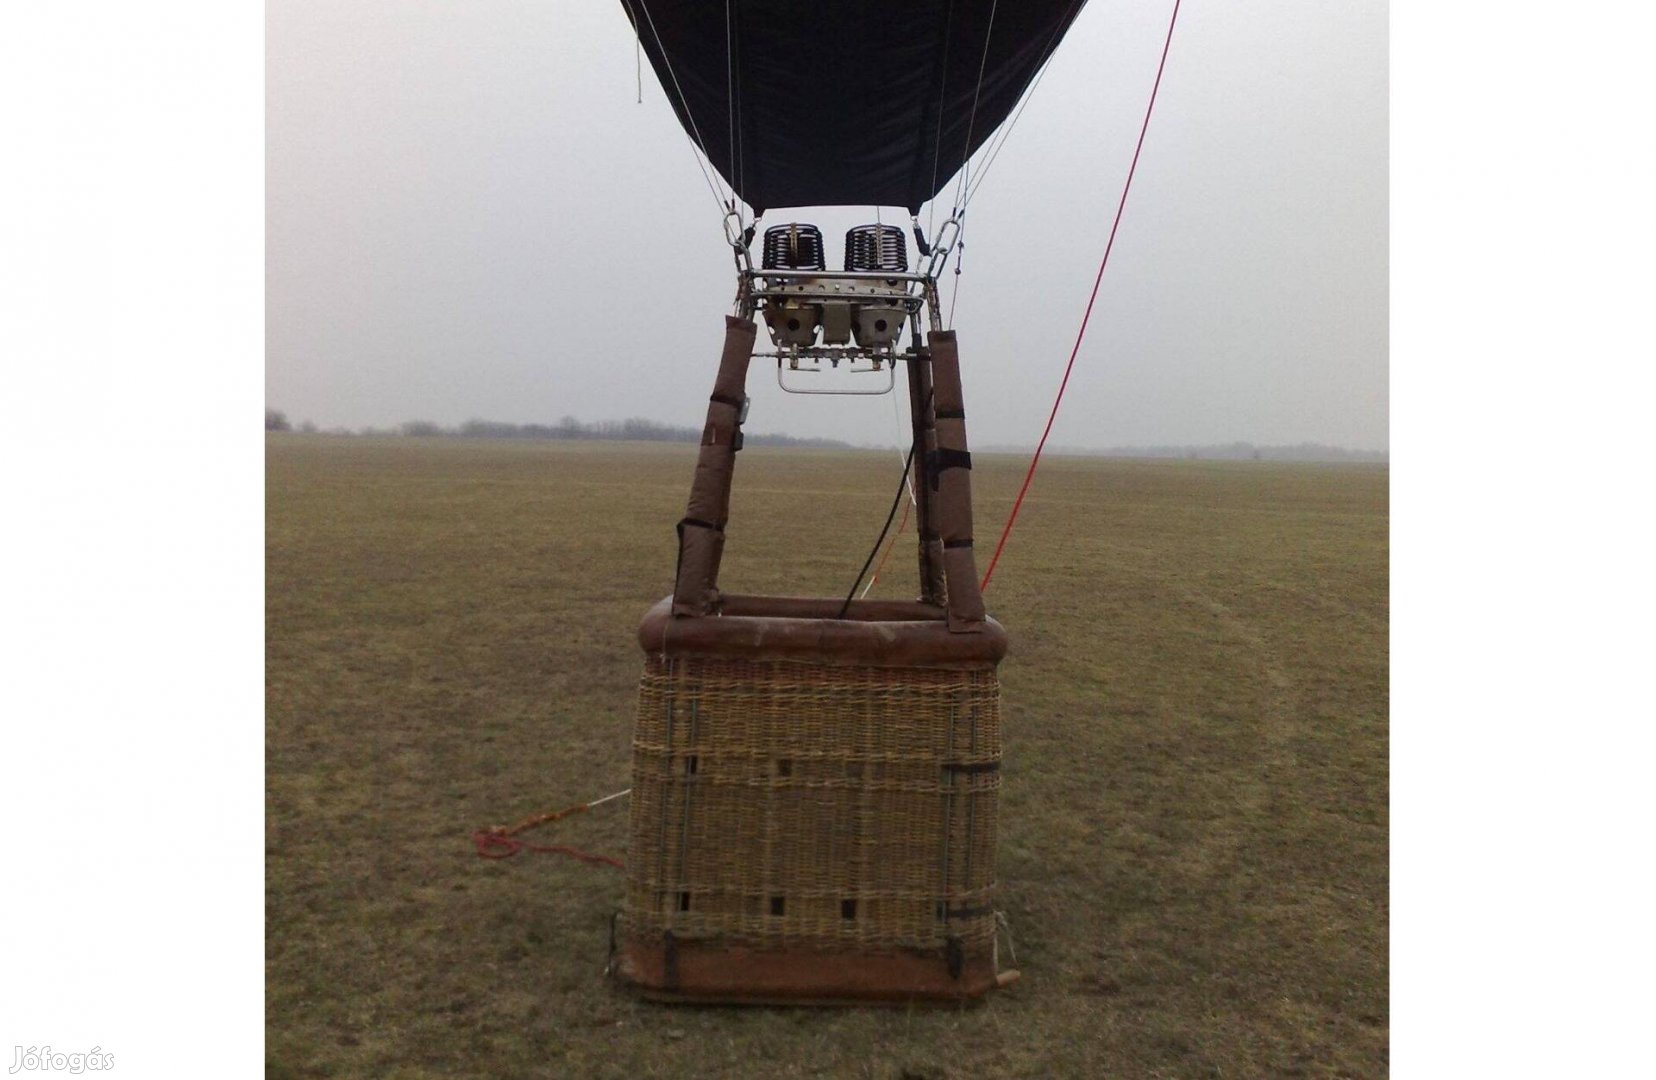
[264,409,848,449]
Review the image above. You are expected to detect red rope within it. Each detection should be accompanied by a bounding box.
[472,829,625,868]
[472,797,626,869]
[980,0,1182,592]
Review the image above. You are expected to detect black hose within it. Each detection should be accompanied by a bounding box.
[837,445,917,620]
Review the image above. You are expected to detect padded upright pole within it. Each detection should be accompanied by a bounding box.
[907,347,947,607]
[672,316,758,616]
[926,330,987,630]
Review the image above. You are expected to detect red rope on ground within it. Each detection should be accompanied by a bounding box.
[979,0,1182,592]
[472,796,626,869]
[472,829,625,868]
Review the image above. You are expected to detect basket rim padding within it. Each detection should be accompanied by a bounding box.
[637,596,1009,669]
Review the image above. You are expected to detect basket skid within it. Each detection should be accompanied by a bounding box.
[615,939,1000,1006]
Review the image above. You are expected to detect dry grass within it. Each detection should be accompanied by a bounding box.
[266,435,1387,1079]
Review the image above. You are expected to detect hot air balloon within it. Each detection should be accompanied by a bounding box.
[611,0,1090,1004]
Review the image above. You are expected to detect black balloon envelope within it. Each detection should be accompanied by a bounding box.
[622,0,1089,213]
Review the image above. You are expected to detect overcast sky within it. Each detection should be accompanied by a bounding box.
[267,0,1386,450]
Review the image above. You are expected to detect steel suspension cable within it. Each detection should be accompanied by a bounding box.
[925,2,957,239]
[626,0,737,222]
[979,0,1183,592]
[726,0,736,193]
[933,0,1001,326]
[962,0,1085,208]
[951,0,999,213]
[724,0,748,229]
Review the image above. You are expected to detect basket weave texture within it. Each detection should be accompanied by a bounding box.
[622,655,1001,952]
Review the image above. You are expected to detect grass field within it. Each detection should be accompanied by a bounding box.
[266,435,1388,1079]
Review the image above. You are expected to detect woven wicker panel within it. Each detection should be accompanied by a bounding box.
[622,656,1001,953]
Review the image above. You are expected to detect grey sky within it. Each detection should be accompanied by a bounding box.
[267,0,1386,450]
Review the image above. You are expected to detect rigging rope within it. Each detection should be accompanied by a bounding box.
[859,388,919,600]
[726,0,735,195]
[893,372,918,510]
[921,0,1000,328]
[838,444,917,618]
[473,788,630,866]
[725,0,745,228]
[925,2,957,240]
[952,0,1000,214]
[859,496,912,600]
[963,0,1085,208]
[927,0,1083,323]
[979,0,1182,592]
[627,0,737,223]
[947,227,966,328]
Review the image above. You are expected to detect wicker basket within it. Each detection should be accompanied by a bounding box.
[615,595,1009,1004]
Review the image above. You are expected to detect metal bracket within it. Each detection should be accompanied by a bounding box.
[777,358,896,396]
[924,215,962,280]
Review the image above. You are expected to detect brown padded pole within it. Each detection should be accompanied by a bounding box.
[926,330,987,630]
[907,346,946,606]
[672,316,758,615]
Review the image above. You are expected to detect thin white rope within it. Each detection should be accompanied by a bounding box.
[725,0,740,226]
[587,788,632,808]
[731,5,746,218]
[951,0,999,213]
[892,376,917,508]
[926,2,956,239]
[961,64,1048,205]
[628,0,735,221]
[633,0,723,182]
[858,364,918,601]
[947,232,965,328]
[938,0,1073,329]
[916,0,994,300]
[935,0,1078,332]
[918,0,1079,229]
[963,0,1081,207]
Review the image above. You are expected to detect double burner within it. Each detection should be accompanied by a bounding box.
[758,223,913,354]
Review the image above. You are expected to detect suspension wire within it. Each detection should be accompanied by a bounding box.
[725,0,741,227]
[951,0,999,214]
[980,0,1183,592]
[839,443,917,619]
[732,8,746,216]
[926,1,956,239]
[929,0,1085,329]
[963,56,1051,205]
[917,0,1082,240]
[947,235,966,327]
[634,26,642,103]
[627,0,737,222]
[725,0,734,192]
[963,0,1084,207]
[915,0,996,326]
